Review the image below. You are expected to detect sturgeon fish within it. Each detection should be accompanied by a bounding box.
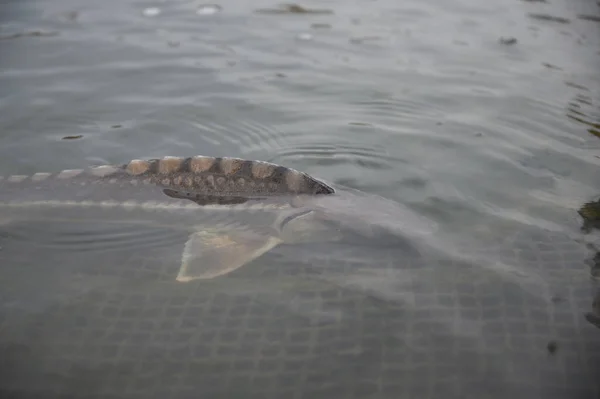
[0,155,339,281]
[0,155,599,399]
[0,155,436,282]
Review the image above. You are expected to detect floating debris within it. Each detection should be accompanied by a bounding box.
[580,200,600,232]
[197,4,222,15]
[142,7,161,17]
[62,135,83,140]
[577,14,600,23]
[499,37,517,45]
[528,13,571,24]
[0,30,59,40]
[255,3,333,15]
[520,0,547,2]
[111,125,122,129]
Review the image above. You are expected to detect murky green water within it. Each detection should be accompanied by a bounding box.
[1,0,599,398]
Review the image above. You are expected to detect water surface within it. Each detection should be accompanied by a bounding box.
[1,0,599,398]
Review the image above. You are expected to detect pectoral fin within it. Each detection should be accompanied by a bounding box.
[176,230,282,282]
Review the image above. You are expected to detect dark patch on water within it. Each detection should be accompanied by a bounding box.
[499,37,518,45]
[577,14,600,23]
[542,62,562,70]
[528,13,571,24]
[565,81,590,91]
[61,11,79,22]
[255,4,334,15]
[546,340,558,355]
[0,30,59,40]
[566,93,600,139]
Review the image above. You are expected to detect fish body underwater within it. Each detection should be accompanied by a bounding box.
[0,155,598,399]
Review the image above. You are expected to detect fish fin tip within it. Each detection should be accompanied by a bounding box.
[176,230,282,282]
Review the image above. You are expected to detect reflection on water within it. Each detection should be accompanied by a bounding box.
[567,92,600,139]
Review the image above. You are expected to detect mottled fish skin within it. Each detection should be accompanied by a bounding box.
[0,155,335,205]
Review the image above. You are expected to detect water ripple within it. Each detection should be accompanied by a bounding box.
[269,143,396,170]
